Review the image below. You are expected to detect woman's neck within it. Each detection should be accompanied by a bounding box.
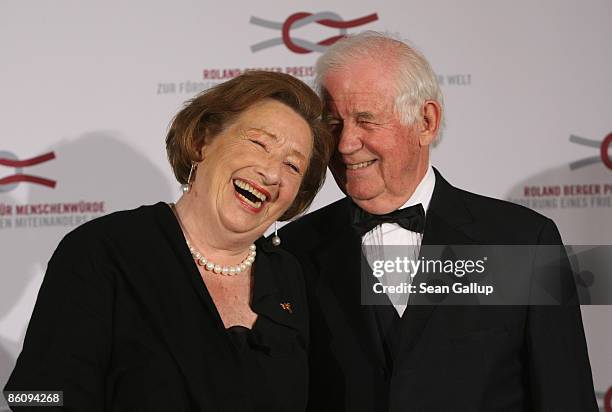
[172,197,255,266]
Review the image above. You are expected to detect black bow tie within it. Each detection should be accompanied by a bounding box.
[352,204,426,236]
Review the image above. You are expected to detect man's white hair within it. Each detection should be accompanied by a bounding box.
[315,31,445,142]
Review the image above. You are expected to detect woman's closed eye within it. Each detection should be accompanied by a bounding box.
[285,161,300,174]
[250,139,268,151]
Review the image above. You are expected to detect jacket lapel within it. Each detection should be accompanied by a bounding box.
[128,204,248,411]
[397,169,477,359]
[313,199,387,370]
[250,240,299,331]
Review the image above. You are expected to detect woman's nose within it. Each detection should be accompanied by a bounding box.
[255,160,281,186]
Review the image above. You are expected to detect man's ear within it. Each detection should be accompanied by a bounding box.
[418,100,442,147]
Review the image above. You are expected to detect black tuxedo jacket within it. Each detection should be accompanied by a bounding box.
[5,203,309,411]
[280,169,597,412]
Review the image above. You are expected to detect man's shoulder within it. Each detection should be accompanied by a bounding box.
[291,197,350,226]
[430,168,556,243]
[280,197,351,254]
[460,187,547,222]
[451,185,555,242]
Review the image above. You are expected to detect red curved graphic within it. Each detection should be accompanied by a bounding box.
[0,151,56,190]
[0,174,56,188]
[0,152,55,167]
[601,133,612,170]
[316,14,379,29]
[605,385,612,412]
[282,12,378,54]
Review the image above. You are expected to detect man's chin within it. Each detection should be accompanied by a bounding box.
[346,185,380,202]
[350,192,405,214]
[349,195,380,212]
[332,176,390,212]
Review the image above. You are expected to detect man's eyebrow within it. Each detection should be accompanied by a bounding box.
[324,114,342,121]
[355,111,376,120]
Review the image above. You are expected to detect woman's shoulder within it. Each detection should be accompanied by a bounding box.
[55,202,170,258]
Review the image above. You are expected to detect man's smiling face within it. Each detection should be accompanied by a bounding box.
[323,60,427,214]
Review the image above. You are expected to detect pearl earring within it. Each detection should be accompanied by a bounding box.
[181,162,196,193]
[272,221,281,246]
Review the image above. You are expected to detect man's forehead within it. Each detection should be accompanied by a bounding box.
[323,91,394,115]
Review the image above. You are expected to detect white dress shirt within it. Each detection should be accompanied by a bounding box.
[362,165,436,317]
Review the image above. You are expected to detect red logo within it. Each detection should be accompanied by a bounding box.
[601,133,612,170]
[250,12,378,54]
[0,151,56,192]
[569,133,612,171]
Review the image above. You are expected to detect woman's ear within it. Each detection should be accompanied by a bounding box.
[195,137,208,161]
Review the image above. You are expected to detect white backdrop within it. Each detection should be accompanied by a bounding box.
[1,1,611,410]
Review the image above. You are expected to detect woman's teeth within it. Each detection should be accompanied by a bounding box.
[346,160,375,170]
[236,192,262,209]
[234,179,267,202]
[233,179,268,210]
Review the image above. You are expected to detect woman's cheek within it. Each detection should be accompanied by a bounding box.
[287,177,303,200]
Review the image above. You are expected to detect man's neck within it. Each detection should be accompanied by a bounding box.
[356,159,432,214]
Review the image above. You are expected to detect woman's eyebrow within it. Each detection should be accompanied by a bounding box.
[248,127,278,140]
[289,149,306,162]
[248,128,306,161]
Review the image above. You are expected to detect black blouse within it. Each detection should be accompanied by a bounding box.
[5,203,309,411]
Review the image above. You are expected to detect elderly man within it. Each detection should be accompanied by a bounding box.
[280,32,597,411]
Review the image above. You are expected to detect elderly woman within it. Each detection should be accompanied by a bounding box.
[5,71,332,411]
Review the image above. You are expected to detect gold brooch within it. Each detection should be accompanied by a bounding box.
[280,302,293,314]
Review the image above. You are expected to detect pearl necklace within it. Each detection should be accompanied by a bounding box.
[187,240,256,276]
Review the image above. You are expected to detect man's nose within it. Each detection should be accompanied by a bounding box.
[336,123,363,155]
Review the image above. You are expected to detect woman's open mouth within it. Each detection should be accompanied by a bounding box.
[233,179,268,211]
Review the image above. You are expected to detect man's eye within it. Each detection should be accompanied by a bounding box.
[250,139,266,148]
[328,123,342,134]
[358,120,379,129]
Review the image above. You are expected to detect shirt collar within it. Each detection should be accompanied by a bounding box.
[400,163,436,213]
